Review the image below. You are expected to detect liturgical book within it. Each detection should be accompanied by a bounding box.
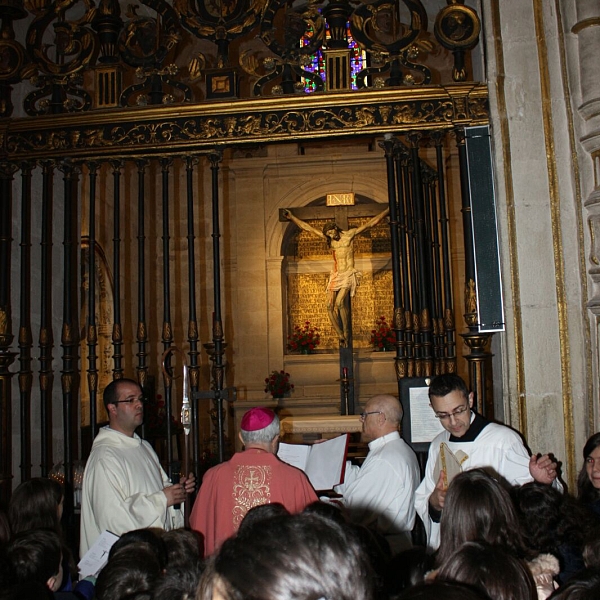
[433,442,468,489]
[277,434,349,491]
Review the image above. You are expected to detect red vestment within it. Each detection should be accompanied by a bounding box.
[190,448,318,556]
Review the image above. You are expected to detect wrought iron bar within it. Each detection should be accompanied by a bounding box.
[206,151,226,463]
[135,160,149,393]
[185,156,201,475]
[433,132,456,373]
[18,162,33,482]
[39,161,54,476]
[407,133,433,376]
[160,158,174,477]
[0,162,17,503]
[87,163,99,439]
[60,161,79,492]
[111,160,124,380]
[380,136,406,384]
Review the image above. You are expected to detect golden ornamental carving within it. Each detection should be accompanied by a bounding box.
[137,321,147,341]
[394,307,405,330]
[464,278,477,315]
[87,324,97,344]
[61,323,74,344]
[444,308,455,329]
[18,372,32,393]
[61,373,74,392]
[40,373,53,390]
[188,320,198,340]
[88,372,98,391]
[5,85,489,160]
[0,307,7,335]
[395,357,407,379]
[162,322,173,342]
[190,366,200,388]
[112,323,122,343]
[420,307,430,329]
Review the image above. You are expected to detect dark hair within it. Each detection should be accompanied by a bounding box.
[156,531,204,600]
[161,528,203,571]
[548,567,600,600]
[198,513,376,600]
[437,469,528,566]
[397,580,491,600]
[108,528,168,570]
[7,528,61,586]
[322,222,340,247]
[428,374,470,401]
[577,433,600,505]
[103,378,140,409]
[95,542,161,600]
[512,482,593,554]
[8,478,63,535]
[437,541,537,600]
[238,502,290,533]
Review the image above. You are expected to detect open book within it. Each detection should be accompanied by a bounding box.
[78,530,120,579]
[433,442,468,489]
[277,434,349,491]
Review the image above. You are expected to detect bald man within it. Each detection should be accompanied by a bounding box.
[334,395,420,554]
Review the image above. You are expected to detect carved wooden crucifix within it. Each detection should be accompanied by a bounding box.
[279,200,389,415]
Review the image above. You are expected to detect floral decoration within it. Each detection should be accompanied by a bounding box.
[369,315,396,351]
[264,370,294,397]
[287,321,321,353]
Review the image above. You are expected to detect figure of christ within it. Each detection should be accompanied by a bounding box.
[283,206,390,347]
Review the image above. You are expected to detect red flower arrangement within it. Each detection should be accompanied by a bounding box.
[264,370,294,397]
[287,321,321,354]
[369,316,396,351]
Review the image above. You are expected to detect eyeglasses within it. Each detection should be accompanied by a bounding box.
[360,411,383,421]
[434,404,470,421]
[114,398,145,405]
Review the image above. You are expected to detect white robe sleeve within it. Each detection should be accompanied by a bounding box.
[414,441,441,551]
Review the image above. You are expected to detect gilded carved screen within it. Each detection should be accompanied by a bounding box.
[286,216,393,351]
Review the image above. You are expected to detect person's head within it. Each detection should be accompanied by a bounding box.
[437,541,537,600]
[7,529,63,592]
[161,528,203,570]
[397,580,491,600]
[428,374,473,438]
[323,222,341,246]
[95,541,162,600]
[239,503,290,533]
[512,481,593,556]
[547,567,600,600]
[197,512,376,600]
[8,477,63,535]
[239,407,280,452]
[108,528,168,570]
[155,530,204,600]
[103,378,144,436]
[578,433,600,503]
[360,394,402,442]
[437,468,526,566]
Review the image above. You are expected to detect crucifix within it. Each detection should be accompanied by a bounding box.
[279,196,390,415]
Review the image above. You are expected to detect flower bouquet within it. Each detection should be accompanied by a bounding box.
[264,370,294,398]
[369,316,396,351]
[287,321,321,354]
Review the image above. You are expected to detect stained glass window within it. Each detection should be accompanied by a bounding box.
[300,22,367,93]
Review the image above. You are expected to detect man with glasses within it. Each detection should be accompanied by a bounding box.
[414,373,559,550]
[333,394,420,554]
[80,378,195,555]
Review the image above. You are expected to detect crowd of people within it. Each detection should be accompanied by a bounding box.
[1,374,600,600]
